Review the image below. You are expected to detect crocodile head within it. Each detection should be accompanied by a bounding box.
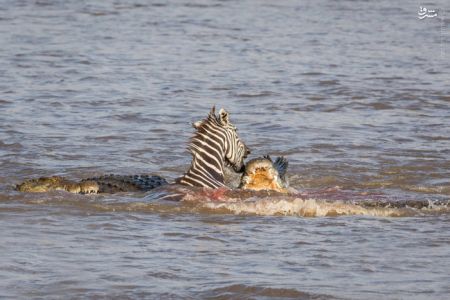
[16,176,99,194]
[16,176,66,193]
[239,156,289,193]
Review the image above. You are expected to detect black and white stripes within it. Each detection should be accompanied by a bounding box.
[177,106,250,189]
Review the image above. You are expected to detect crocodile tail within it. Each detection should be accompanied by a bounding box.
[82,174,168,193]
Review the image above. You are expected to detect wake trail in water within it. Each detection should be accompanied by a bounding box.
[4,185,449,218]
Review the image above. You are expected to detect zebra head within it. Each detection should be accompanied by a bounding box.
[181,106,250,188]
[216,107,250,172]
[192,106,250,172]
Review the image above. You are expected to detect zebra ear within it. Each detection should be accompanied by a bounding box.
[207,105,217,122]
[209,106,216,116]
[192,121,202,129]
[218,108,229,125]
[208,106,217,122]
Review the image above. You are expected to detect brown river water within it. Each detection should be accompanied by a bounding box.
[1,0,449,299]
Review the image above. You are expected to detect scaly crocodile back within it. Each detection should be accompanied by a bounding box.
[82,174,168,193]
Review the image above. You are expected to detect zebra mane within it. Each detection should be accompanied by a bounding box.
[187,106,229,155]
[192,106,224,126]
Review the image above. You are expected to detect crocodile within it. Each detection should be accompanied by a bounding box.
[16,156,289,194]
[16,106,289,195]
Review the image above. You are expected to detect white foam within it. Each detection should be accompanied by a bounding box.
[202,197,416,217]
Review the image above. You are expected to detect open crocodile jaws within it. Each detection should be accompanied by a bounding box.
[239,156,289,193]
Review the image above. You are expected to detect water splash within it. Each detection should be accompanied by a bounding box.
[202,197,418,217]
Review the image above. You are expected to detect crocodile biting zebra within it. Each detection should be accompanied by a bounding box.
[16,106,289,195]
[16,157,289,194]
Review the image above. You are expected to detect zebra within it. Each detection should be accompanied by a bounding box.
[176,106,250,189]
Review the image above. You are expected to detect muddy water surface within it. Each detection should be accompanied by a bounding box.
[1,0,449,299]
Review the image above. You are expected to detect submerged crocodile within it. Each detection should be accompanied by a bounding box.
[16,174,168,194]
[16,156,289,194]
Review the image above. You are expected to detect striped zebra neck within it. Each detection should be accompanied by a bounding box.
[177,119,228,189]
[178,154,225,189]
